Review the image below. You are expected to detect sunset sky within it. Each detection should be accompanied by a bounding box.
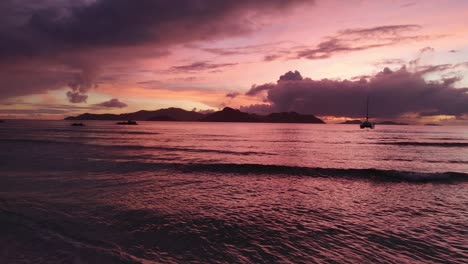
[1,0,467,124]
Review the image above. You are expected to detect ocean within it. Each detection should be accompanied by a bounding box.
[0,120,467,263]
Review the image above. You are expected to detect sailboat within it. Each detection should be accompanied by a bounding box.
[360,96,375,129]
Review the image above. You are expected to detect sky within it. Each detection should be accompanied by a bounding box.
[1,0,467,124]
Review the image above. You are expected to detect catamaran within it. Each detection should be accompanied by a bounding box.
[360,96,375,129]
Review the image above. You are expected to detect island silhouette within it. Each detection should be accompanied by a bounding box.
[340,120,409,125]
[65,107,326,124]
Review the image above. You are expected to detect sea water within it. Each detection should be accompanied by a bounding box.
[0,120,467,263]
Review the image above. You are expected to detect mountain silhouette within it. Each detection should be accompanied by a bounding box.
[340,120,409,125]
[65,107,325,124]
[199,107,325,123]
[377,121,409,125]
[199,107,259,122]
[263,112,325,123]
[340,120,362,124]
[65,107,204,121]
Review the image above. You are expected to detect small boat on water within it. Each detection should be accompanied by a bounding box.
[116,120,138,125]
[71,123,85,126]
[360,96,375,129]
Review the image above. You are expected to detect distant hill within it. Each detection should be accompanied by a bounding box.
[340,120,362,124]
[144,108,205,121]
[146,115,177,121]
[377,121,409,125]
[199,107,325,123]
[65,107,325,124]
[263,112,325,123]
[199,107,259,122]
[340,120,409,125]
[425,123,442,126]
[65,107,205,121]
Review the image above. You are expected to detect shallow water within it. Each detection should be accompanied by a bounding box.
[0,120,467,263]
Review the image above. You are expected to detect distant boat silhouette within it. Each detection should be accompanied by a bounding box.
[360,96,375,129]
[71,123,85,126]
[116,120,138,125]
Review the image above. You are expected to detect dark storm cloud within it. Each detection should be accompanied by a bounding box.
[66,91,88,103]
[245,71,304,96]
[169,61,238,73]
[0,0,310,100]
[0,64,74,99]
[442,76,462,86]
[0,108,68,115]
[245,84,277,97]
[242,67,468,118]
[0,0,310,60]
[94,98,128,108]
[279,71,303,81]
[65,67,98,103]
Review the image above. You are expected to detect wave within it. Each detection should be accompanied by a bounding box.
[103,162,467,183]
[42,128,160,135]
[0,138,276,156]
[423,160,468,165]
[178,163,467,182]
[107,144,277,156]
[377,142,468,147]
[1,139,466,182]
[425,137,467,141]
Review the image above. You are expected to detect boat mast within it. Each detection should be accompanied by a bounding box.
[366,96,369,121]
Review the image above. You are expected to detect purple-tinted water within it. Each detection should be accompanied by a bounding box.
[0,120,467,263]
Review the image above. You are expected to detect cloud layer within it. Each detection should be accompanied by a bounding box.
[0,0,309,101]
[95,98,128,108]
[294,24,439,60]
[169,61,238,74]
[242,67,468,118]
[0,0,309,60]
[202,24,440,63]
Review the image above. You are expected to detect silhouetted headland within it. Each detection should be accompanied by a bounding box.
[341,120,409,125]
[65,107,204,122]
[340,120,362,125]
[377,121,409,126]
[199,107,259,122]
[65,107,325,124]
[146,115,177,121]
[263,112,325,123]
